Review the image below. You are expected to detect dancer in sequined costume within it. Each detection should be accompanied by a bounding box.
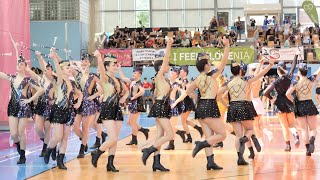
[185,37,229,170]
[179,66,203,143]
[118,66,150,146]
[73,53,102,158]
[26,51,55,157]
[286,63,320,156]
[218,58,274,165]
[0,56,44,164]
[91,51,129,172]
[264,51,300,152]
[140,38,174,172]
[249,60,273,147]
[43,49,83,170]
[89,73,108,149]
[164,67,190,150]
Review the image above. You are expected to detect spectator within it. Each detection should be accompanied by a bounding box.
[284,36,291,48]
[209,16,219,33]
[127,37,136,48]
[184,30,191,39]
[136,32,147,48]
[142,78,152,110]
[234,16,242,41]
[180,36,190,47]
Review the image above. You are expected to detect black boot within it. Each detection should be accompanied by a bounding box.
[213,142,223,148]
[207,155,223,170]
[44,148,53,164]
[237,152,248,166]
[309,136,315,153]
[85,144,88,152]
[184,134,192,143]
[194,125,203,137]
[17,150,26,164]
[284,141,291,152]
[90,137,101,149]
[239,136,249,155]
[176,130,186,142]
[126,135,138,145]
[77,144,85,158]
[91,148,105,167]
[248,147,255,159]
[306,144,311,156]
[107,155,119,172]
[251,134,261,152]
[152,154,170,172]
[142,146,158,165]
[139,127,150,140]
[15,142,21,155]
[39,143,47,157]
[51,146,57,161]
[101,132,108,143]
[57,154,67,170]
[164,140,175,150]
[192,140,211,158]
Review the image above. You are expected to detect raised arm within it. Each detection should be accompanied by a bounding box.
[212,37,230,77]
[254,56,265,75]
[158,37,173,76]
[35,51,47,73]
[117,66,131,84]
[248,59,274,83]
[288,51,299,78]
[25,65,41,82]
[94,50,107,82]
[0,72,11,81]
[50,49,63,85]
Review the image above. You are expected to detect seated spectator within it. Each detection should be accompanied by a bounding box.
[145,38,155,48]
[284,36,291,48]
[184,30,191,39]
[136,32,147,48]
[180,36,190,47]
[127,37,136,48]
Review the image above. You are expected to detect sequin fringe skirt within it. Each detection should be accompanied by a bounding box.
[98,101,123,123]
[7,99,33,118]
[148,100,171,119]
[182,96,195,113]
[50,105,73,125]
[195,99,221,120]
[128,97,146,114]
[94,98,101,113]
[75,99,97,117]
[169,99,183,117]
[34,100,46,116]
[295,100,319,117]
[227,101,255,123]
[248,101,258,117]
[274,95,294,114]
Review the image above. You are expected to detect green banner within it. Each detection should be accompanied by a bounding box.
[170,47,255,66]
[315,48,320,61]
[302,1,319,25]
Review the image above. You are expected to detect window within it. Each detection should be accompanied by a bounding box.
[30,0,79,21]
[135,0,150,27]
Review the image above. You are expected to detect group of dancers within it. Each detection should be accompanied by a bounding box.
[0,36,320,172]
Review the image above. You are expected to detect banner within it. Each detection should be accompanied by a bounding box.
[132,48,166,61]
[262,47,304,61]
[170,47,255,66]
[0,0,30,121]
[100,49,132,66]
[302,1,319,25]
[315,48,320,61]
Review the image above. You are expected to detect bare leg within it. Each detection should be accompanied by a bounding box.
[73,114,83,139]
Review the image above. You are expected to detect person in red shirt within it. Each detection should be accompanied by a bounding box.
[142,78,152,111]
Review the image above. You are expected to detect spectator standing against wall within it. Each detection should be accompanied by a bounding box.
[234,16,242,41]
[142,78,152,111]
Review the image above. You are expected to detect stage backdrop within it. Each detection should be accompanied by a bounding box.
[0,0,30,121]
